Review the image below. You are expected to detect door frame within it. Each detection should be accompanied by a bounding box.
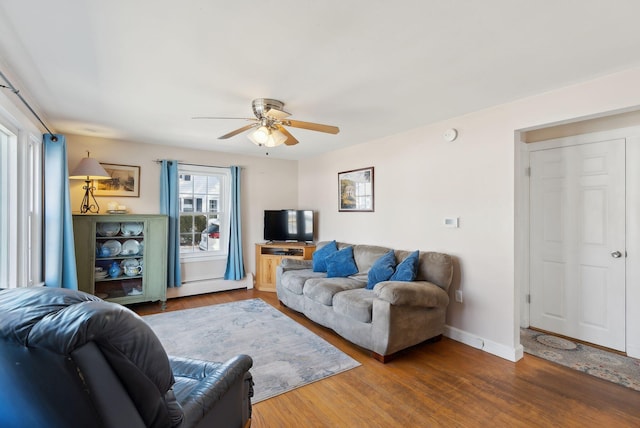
[516,125,640,358]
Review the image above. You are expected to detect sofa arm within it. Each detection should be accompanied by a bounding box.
[374,281,449,308]
[279,258,313,271]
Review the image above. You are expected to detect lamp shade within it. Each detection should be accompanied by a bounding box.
[248,126,287,147]
[69,158,110,180]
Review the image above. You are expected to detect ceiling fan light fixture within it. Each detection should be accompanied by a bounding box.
[248,126,269,145]
[248,126,287,147]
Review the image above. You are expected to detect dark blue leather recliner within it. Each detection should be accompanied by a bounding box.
[0,287,253,428]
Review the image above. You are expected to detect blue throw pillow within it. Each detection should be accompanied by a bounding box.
[312,240,338,272]
[390,250,419,282]
[326,246,359,278]
[366,250,396,289]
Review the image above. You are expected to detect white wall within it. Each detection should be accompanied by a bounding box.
[66,134,299,288]
[299,67,640,361]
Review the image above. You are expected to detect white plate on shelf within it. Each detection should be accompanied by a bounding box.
[121,222,143,236]
[120,258,140,268]
[121,239,141,256]
[97,222,120,237]
[102,240,122,256]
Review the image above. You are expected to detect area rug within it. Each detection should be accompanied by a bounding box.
[521,328,640,391]
[143,298,361,402]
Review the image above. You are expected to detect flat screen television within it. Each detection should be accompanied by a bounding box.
[264,210,314,242]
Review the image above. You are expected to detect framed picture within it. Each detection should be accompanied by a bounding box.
[338,167,374,212]
[95,163,140,197]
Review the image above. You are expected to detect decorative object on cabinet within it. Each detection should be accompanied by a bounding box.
[95,163,141,197]
[96,222,120,237]
[338,166,374,212]
[69,151,111,214]
[122,239,141,255]
[255,242,316,291]
[73,214,168,308]
[108,261,122,278]
[102,240,122,256]
[121,222,143,236]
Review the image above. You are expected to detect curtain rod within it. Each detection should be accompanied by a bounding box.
[153,159,234,169]
[0,69,58,141]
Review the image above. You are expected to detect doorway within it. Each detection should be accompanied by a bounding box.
[528,138,626,351]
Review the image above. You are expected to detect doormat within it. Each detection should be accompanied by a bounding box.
[143,298,361,402]
[520,328,640,392]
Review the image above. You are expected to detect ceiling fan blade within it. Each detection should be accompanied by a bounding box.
[192,116,254,120]
[265,108,291,120]
[282,119,339,134]
[276,125,299,146]
[218,122,259,139]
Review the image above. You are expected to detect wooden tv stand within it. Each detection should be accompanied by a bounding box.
[255,242,316,292]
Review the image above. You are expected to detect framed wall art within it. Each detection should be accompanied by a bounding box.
[338,166,374,212]
[95,163,141,197]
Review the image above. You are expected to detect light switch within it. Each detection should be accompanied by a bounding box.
[443,217,459,228]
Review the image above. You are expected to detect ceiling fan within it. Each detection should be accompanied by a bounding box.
[193,98,339,147]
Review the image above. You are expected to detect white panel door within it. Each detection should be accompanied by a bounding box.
[529,139,626,351]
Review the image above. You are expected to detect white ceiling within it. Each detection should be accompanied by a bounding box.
[2,1,640,160]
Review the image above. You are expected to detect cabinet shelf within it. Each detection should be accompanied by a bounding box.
[255,242,315,292]
[96,235,143,239]
[96,255,143,261]
[95,275,143,282]
[73,214,168,308]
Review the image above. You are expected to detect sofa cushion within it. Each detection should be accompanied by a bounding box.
[281,270,327,295]
[312,240,338,272]
[333,288,375,323]
[303,277,366,306]
[390,250,419,281]
[349,244,393,273]
[414,252,454,291]
[366,250,396,289]
[326,246,359,278]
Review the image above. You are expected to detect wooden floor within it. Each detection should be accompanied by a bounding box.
[133,289,640,427]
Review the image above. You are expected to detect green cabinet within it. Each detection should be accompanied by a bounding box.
[73,214,168,308]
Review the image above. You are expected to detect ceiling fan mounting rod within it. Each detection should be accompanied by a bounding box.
[252,98,285,118]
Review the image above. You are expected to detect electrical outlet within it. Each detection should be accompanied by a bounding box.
[455,290,463,303]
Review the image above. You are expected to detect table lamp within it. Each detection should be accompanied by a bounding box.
[69,152,111,213]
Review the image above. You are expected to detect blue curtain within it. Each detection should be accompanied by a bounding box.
[43,134,78,289]
[224,166,245,280]
[160,160,182,287]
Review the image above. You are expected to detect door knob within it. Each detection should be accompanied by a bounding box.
[611,251,623,258]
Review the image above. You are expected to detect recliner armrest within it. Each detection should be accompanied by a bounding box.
[374,281,449,308]
[170,354,253,428]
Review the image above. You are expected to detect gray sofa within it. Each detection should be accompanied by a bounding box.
[276,241,454,362]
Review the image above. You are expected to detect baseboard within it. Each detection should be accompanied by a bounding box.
[443,325,523,362]
[626,344,640,359]
[167,273,254,299]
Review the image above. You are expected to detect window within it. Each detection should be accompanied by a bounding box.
[0,119,42,288]
[178,165,230,257]
[182,198,194,212]
[0,125,12,287]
